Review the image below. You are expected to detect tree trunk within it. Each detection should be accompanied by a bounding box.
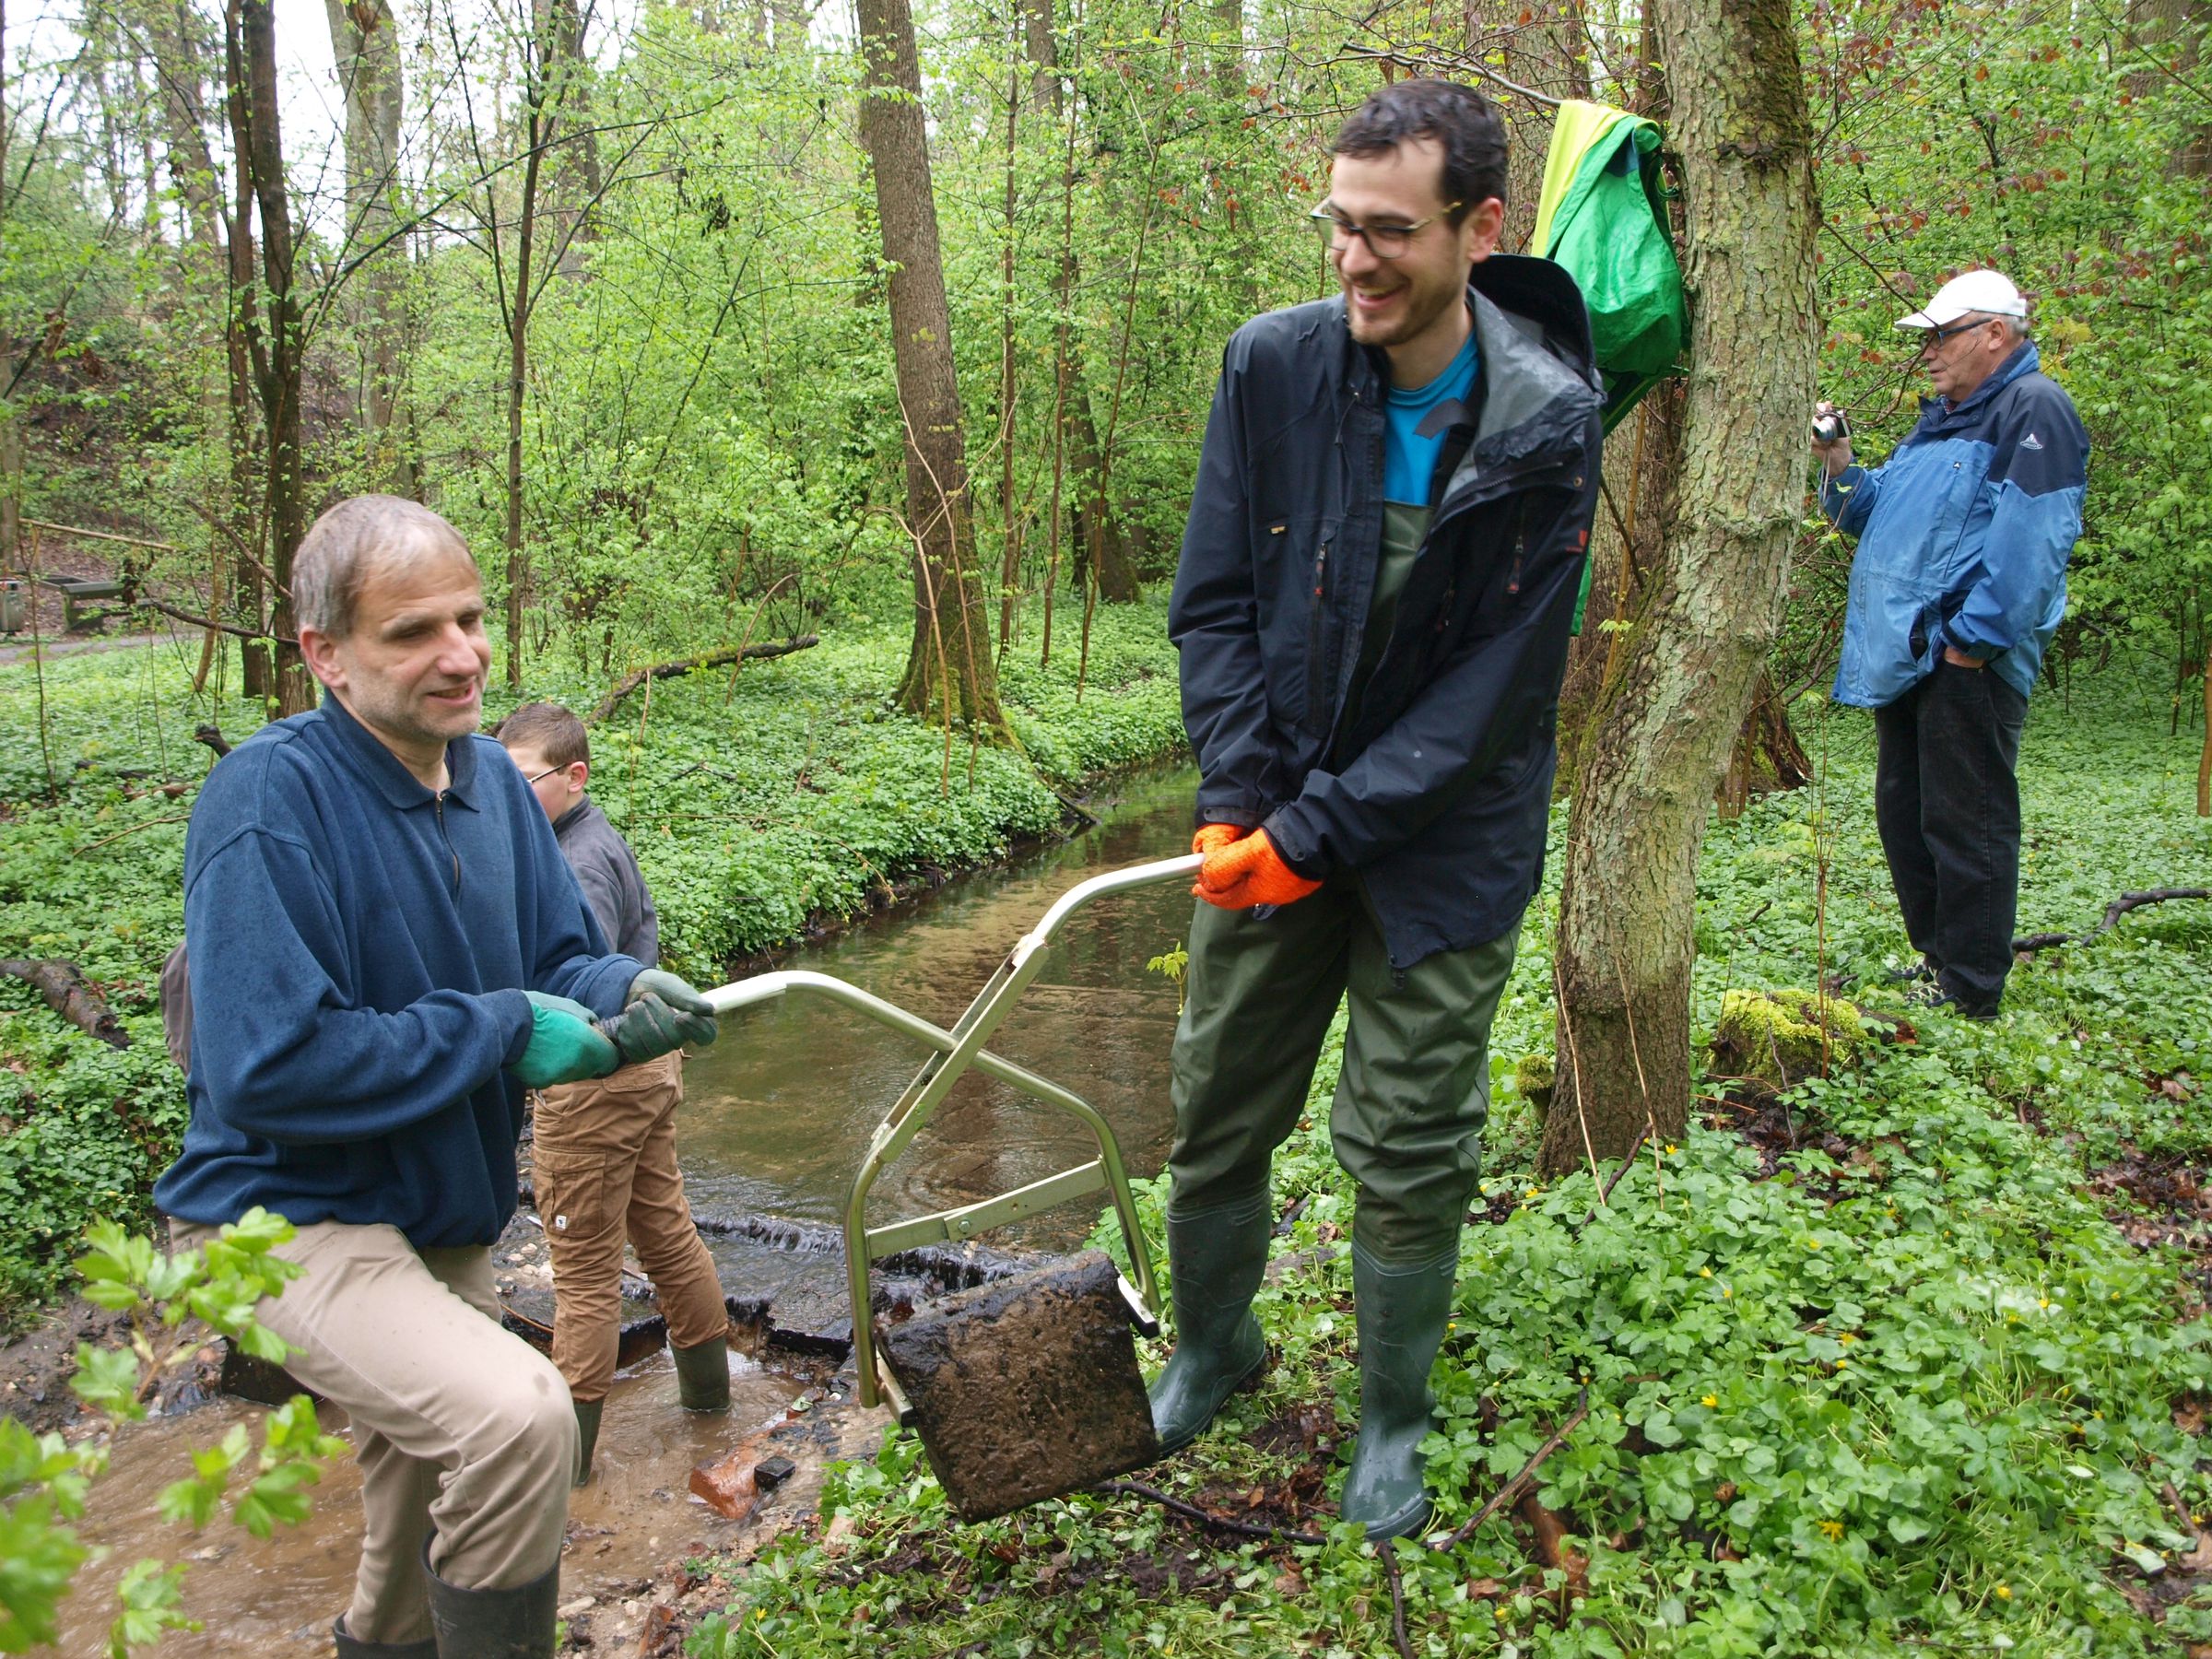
[1715,667,1813,818]
[1471,0,1590,255]
[220,0,267,700]
[145,0,224,249]
[542,0,604,264]
[0,0,15,579]
[1541,0,1818,1174]
[2127,0,2210,175]
[494,12,556,693]
[324,0,411,493]
[238,0,313,714]
[857,0,1006,732]
[1018,0,1135,608]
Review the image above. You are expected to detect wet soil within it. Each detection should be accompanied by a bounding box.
[51,1346,889,1656]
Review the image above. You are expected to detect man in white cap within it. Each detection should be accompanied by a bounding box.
[1811,269,2088,1018]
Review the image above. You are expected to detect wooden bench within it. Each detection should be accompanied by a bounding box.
[35,573,133,632]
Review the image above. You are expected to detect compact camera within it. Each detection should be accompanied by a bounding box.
[1811,406,1851,445]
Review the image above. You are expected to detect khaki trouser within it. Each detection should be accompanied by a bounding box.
[170,1218,576,1646]
[532,1050,728,1403]
[1167,880,1518,1265]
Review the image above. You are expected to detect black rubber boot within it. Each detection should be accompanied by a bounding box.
[422,1544,559,1659]
[1339,1241,1457,1542]
[1146,1192,1271,1453]
[332,1616,437,1657]
[571,1396,603,1487]
[671,1336,730,1411]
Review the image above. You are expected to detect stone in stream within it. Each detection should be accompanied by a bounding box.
[877,1248,1159,1522]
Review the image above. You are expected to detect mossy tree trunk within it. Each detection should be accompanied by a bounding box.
[858,0,1006,732]
[1540,0,1818,1174]
[237,0,314,714]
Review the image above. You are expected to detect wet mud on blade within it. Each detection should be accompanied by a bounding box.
[878,1248,1159,1521]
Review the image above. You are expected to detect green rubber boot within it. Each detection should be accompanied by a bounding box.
[1146,1192,1271,1453]
[332,1616,437,1657]
[1340,1241,1457,1541]
[422,1545,559,1659]
[571,1396,603,1488]
[671,1335,730,1412]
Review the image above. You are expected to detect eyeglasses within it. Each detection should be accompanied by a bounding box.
[1310,200,1461,260]
[523,765,563,784]
[1916,315,2000,352]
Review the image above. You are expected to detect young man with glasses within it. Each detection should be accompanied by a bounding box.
[1159,78,1603,1539]
[1813,268,2089,1018]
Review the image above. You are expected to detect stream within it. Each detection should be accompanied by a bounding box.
[52,764,1202,1655]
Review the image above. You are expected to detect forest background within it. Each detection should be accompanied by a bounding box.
[2,0,2212,1645]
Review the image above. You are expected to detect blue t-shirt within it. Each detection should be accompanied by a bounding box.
[1382,328,1478,507]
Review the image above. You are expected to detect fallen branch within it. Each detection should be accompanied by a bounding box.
[587,635,819,725]
[74,812,192,855]
[0,959,131,1048]
[1438,1387,1593,1549]
[2013,888,2210,953]
[136,596,296,648]
[1095,1480,1325,1546]
[1382,1545,1417,1659]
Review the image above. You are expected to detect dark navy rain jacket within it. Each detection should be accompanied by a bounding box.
[1171,255,1605,969]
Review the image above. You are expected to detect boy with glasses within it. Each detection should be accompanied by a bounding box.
[496,701,733,1484]
[1813,268,2089,1018]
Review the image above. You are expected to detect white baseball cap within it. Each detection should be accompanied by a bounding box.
[1895,269,2028,329]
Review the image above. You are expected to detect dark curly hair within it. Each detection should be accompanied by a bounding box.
[1330,79,1508,223]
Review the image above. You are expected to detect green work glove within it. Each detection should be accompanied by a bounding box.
[600,969,719,1066]
[511,992,621,1088]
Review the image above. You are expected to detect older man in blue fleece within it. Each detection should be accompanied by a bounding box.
[156,495,718,1659]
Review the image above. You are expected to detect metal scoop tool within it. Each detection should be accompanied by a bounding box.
[701,852,1202,1519]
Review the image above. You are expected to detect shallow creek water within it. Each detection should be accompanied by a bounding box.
[54,765,1202,1655]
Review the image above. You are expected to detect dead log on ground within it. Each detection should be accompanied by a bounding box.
[2014,888,2210,953]
[0,959,132,1048]
[586,635,820,725]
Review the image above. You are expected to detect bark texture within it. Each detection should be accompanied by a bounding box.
[237,0,313,714]
[1542,0,1818,1173]
[324,0,410,490]
[857,0,1006,730]
[1469,0,1590,254]
[1,960,132,1049]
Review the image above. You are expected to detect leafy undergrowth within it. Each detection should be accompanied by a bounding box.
[689,672,2212,1659]
[0,601,1184,1326]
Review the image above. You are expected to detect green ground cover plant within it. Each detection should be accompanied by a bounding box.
[0,601,1185,1328]
[689,666,2212,1658]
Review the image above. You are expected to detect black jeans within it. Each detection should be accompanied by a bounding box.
[1871,660,2029,1014]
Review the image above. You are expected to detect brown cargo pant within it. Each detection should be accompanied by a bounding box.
[531,1050,729,1403]
[169,1217,576,1646]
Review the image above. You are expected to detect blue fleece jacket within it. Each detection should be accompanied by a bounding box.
[1823,341,2088,705]
[152,693,642,1248]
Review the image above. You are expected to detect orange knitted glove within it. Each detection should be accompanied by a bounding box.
[1194,828,1322,911]
[1192,823,1245,857]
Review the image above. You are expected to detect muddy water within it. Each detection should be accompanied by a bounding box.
[678,765,1202,1313]
[54,766,1201,1655]
[56,1350,830,1657]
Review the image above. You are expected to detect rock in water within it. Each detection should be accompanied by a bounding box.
[879,1248,1160,1522]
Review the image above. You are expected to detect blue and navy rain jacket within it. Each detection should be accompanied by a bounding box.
[1823,342,2088,706]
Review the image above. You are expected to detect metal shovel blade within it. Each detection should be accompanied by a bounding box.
[878,1248,1160,1521]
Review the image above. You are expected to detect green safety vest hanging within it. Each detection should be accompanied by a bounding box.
[1532,100,1687,629]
